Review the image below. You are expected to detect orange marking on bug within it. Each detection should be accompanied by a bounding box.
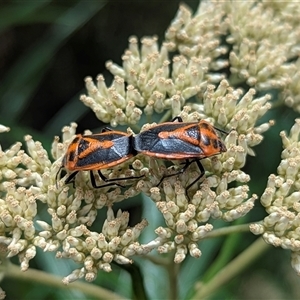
[57,128,143,189]
[63,132,133,171]
[140,120,226,159]
[158,124,199,145]
[77,139,114,161]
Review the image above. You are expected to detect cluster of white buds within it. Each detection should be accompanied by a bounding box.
[0,182,37,271]
[80,35,212,126]
[141,175,256,263]
[0,126,52,271]
[188,79,273,154]
[165,2,228,73]
[250,119,300,275]
[53,208,149,283]
[283,57,300,113]
[225,1,300,90]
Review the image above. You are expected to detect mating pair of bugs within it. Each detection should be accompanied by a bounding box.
[57,117,227,193]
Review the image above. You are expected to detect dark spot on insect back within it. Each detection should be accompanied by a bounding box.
[78,139,89,152]
[186,125,200,140]
[212,138,219,149]
[73,136,80,143]
[201,134,211,146]
[69,150,76,162]
[200,122,210,130]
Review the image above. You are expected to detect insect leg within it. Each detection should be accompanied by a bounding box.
[213,126,228,135]
[171,116,183,122]
[98,170,145,187]
[101,127,113,132]
[97,170,144,183]
[55,166,65,189]
[55,166,63,183]
[185,159,205,192]
[89,171,124,188]
[90,170,144,188]
[156,159,194,187]
[64,171,79,188]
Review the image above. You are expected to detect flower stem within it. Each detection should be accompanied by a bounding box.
[4,263,125,299]
[159,111,172,123]
[144,254,170,266]
[192,237,270,299]
[203,223,254,239]
[167,259,180,300]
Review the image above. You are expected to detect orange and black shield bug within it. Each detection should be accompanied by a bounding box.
[57,128,142,188]
[133,117,227,194]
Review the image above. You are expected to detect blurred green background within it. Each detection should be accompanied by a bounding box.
[1,1,300,299]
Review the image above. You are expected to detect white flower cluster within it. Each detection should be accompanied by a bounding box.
[165,2,228,71]
[225,1,300,90]
[81,35,211,126]
[0,131,51,271]
[250,119,300,275]
[58,208,149,283]
[167,1,300,113]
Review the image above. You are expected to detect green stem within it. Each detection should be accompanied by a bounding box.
[129,123,141,133]
[203,223,253,239]
[167,259,180,300]
[199,221,251,283]
[271,98,285,109]
[192,237,270,299]
[4,263,125,300]
[159,111,172,123]
[116,263,148,300]
[227,73,246,87]
[144,254,170,266]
